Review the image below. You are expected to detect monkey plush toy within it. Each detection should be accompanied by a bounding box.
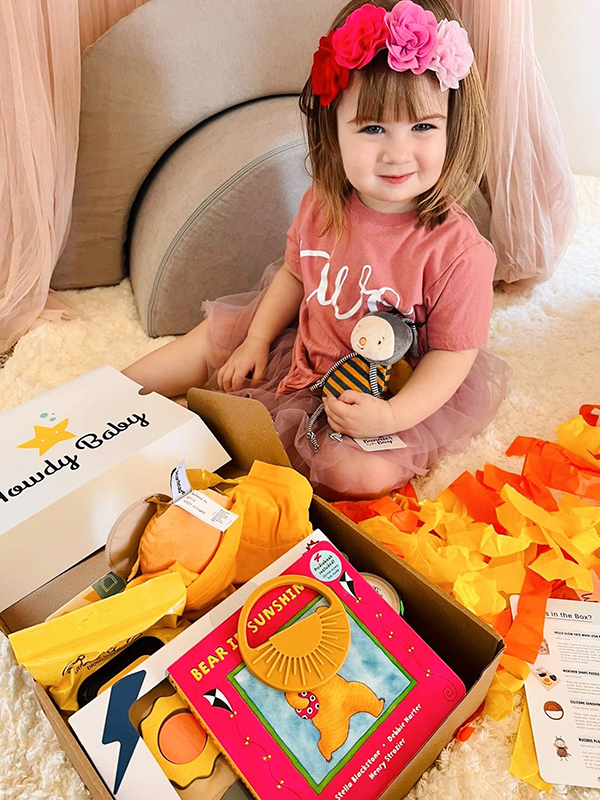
[306,311,419,451]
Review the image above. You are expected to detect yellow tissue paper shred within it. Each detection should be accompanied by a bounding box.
[345,406,600,793]
[557,415,600,467]
[510,699,553,793]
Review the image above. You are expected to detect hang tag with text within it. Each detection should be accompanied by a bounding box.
[353,434,407,452]
[170,460,192,501]
[174,489,238,532]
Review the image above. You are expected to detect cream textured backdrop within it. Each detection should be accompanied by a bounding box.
[532,0,600,177]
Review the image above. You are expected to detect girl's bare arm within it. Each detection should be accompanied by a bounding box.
[388,348,478,430]
[217,264,304,392]
[324,348,478,439]
[246,263,304,344]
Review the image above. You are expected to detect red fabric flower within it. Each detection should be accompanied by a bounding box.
[331,4,388,70]
[311,32,350,107]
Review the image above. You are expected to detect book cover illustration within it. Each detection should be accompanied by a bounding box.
[168,541,466,800]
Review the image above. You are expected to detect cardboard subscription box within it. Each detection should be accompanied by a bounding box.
[0,374,504,800]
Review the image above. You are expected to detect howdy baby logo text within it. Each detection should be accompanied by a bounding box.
[2,412,150,505]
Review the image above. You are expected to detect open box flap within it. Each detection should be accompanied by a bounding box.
[187,389,291,473]
[0,367,230,610]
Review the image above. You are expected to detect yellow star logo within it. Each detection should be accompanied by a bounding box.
[17,418,76,456]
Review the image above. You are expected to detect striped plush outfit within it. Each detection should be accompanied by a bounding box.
[320,354,392,400]
[306,351,394,450]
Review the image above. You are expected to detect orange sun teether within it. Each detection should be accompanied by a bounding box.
[237,576,351,694]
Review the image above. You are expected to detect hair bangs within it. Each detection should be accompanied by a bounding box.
[351,53,444,125]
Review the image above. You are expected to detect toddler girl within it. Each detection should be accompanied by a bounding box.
[125,0,509,499]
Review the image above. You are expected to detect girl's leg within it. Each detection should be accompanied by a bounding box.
[123,320,212,398]
[315,446,413,501]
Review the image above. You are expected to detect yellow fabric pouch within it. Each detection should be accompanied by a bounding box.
[9,572,187,711]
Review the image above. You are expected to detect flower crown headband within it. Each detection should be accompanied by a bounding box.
[312,0,474,107]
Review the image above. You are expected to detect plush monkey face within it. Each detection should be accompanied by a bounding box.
[350,312,413,365]
[351,316,395,362]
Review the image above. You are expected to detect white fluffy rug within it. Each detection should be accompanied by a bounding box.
[1,174,600,800]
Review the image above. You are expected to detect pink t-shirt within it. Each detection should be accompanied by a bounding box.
[278,187,496,394]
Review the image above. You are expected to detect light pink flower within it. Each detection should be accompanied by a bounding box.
[429,19,474,91]
[331,5,388,70]
[385,0,439,75]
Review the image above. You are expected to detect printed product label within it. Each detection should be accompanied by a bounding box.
[170,460,192,501]
[174,490,238,532]
[353,434,407,452]
[309,549,343,582]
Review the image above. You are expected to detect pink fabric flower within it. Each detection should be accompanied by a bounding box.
[429,19,474,91]
[331,5,388,70]
[385,0,439,75]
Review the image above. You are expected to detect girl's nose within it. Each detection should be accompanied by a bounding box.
[359,337,367,346]
[382,135,412,164]
[382,147,412,164]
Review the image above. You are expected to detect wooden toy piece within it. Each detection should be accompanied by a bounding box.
[237,576,350,693]
[174,759,243,799]
[140,692,221,789]
[137,684,240,798]
[139,488,230,574]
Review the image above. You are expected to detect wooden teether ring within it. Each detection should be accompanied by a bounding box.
[237,576,351,693]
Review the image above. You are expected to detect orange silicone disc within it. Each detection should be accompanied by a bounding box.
[237,575,350,693]
[140,693,220,786]
[158,711,207,764]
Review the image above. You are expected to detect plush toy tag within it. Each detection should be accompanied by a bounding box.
[174,489,238,532]
[170,459,192,501]
[354,434,407,451]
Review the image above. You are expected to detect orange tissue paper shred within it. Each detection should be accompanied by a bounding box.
[333,405,600,765]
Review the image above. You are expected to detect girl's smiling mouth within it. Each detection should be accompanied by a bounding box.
[379,173,414,184]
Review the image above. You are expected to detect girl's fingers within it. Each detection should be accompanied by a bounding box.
[250,359,266,388]
[231,360,254,391]
[338,390,360,405]
[223,364,236,393]
[231,367,245,392]
[325,396,345,419]
[217,365,228,392]
[325,405,347,433]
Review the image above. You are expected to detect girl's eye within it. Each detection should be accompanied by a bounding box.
[412,123,435,132]
[361,125,385,135]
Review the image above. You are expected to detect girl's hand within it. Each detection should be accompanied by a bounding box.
[324,391,397,439]
[217,335,270,392]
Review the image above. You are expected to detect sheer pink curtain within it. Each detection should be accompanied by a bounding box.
[454,0,578,287]
[0,0,150,353]
[0,0,80,352]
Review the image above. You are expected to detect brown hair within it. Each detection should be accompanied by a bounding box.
[299,0,490,240]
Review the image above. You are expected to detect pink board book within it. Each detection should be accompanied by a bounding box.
[168,540,466,800]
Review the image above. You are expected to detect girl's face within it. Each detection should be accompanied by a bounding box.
[336,74,449,213]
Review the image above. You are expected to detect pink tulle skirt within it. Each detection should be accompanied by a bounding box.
[202,260,509,500]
